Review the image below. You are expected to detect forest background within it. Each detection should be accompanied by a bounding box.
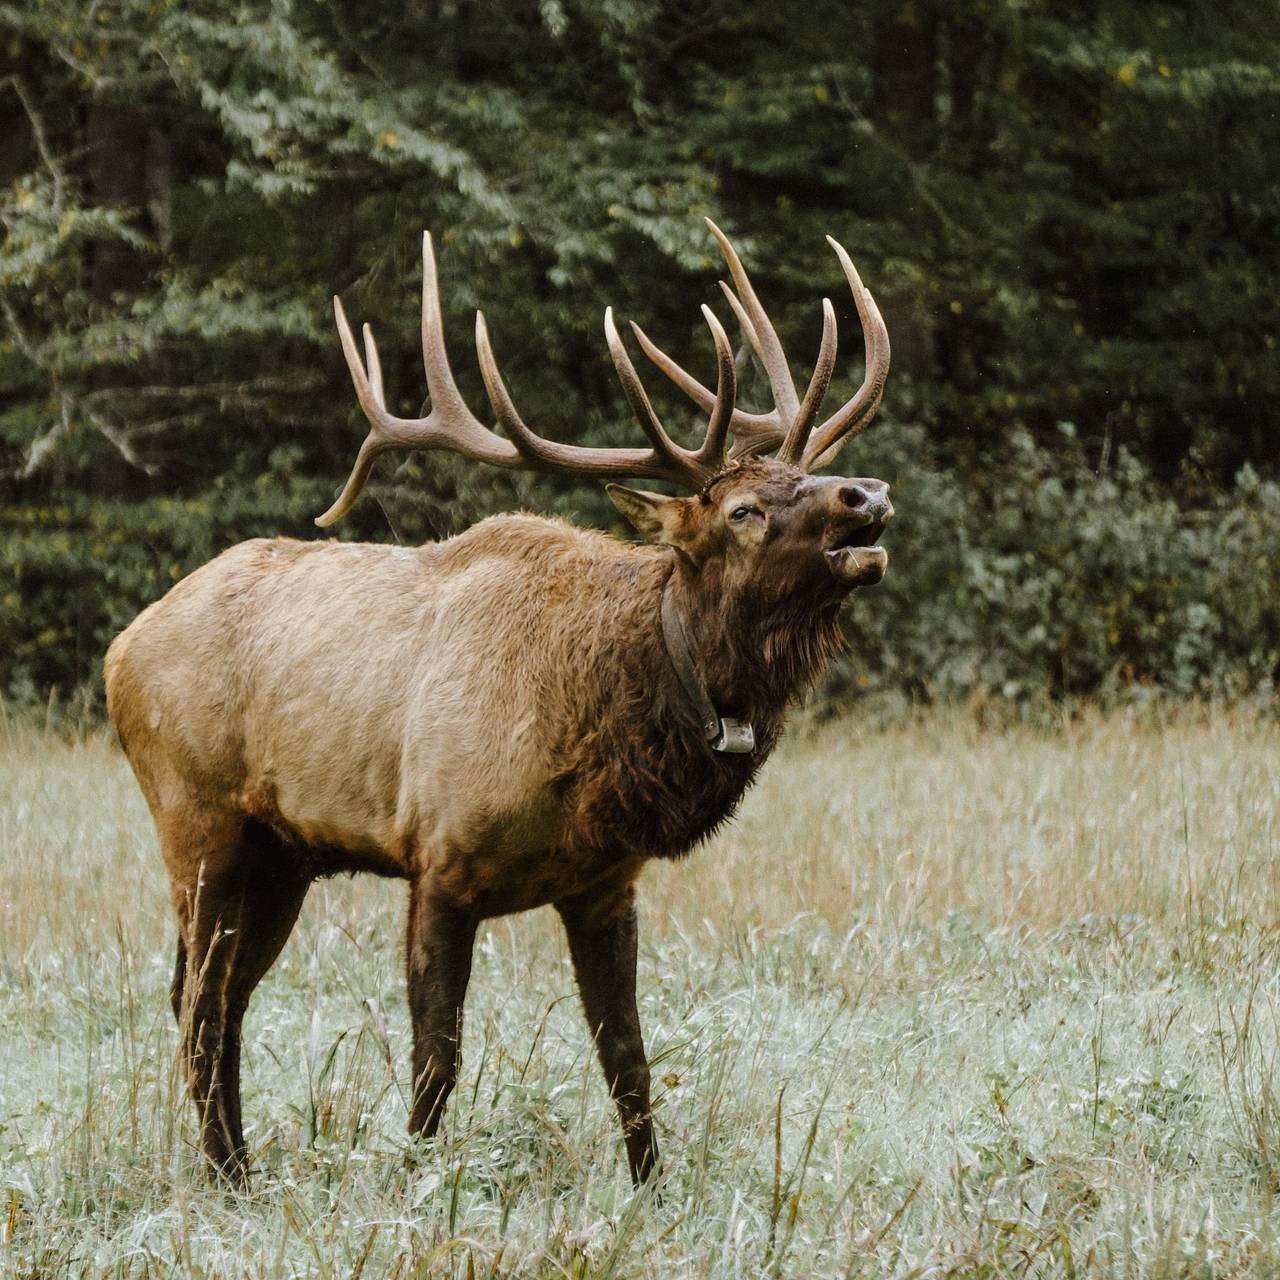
[2,0,1278,714]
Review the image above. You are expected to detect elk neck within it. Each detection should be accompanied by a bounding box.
[550,538,848,865]
[660,554,846,730]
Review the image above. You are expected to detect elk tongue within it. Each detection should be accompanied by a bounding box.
[825,545,888,586]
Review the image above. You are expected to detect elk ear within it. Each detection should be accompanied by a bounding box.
[606,484,692,547]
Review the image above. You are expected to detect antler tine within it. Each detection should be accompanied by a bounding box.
[362,323,385,407]
[475,309,713,488]
[778,298,838,465]
[695,304,735,469]
[802,236,891,470]
[418,230,464,415]
[712,279,791,455]
[603,308,685,460]
[311,320,393,527]
[474,310,559,471]
[620,307,737,474]
[628,322,779,443]
[414,231,530,464]
[715,281,764,373]
[315,297,403,526]
[317,235,526,527]
[705,218,800,429]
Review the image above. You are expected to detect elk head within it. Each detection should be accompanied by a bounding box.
[317,219,893,605]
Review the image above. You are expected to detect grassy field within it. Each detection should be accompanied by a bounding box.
[2,704,1279,1278]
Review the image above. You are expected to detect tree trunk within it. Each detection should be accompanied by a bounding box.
[86,98,152,302]
[872,0,939,150]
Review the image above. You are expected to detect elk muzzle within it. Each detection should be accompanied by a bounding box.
[824,479,893,587]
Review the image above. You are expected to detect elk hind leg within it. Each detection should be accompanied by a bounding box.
[214,826,309,1174]
[170,933,187,1024]
[170,820,308,1181]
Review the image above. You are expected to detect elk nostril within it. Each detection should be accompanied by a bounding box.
[839,484,873,512]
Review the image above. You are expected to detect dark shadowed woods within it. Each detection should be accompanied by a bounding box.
[2,0,1278,710]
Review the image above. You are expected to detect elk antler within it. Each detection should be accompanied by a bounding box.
[316,233,737,526]
[319,223,889,525]
[630,218,890,470]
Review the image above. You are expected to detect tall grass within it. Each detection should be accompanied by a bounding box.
[1,705,1278,1277]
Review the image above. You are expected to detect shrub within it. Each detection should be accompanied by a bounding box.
[4,424,1276,714]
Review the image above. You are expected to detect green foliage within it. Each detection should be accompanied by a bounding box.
[1,465,330,705]
[1,0,1277,705]
[836,428,1280,706]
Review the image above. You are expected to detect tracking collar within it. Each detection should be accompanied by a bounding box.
[660,580,755,754]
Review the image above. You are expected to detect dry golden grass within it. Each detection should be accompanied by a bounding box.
[648,703,1280,931]
[1,704,1279,1277]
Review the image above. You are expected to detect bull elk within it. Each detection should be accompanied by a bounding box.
[105,219,894,1185]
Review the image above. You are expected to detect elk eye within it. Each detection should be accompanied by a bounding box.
[730,505,759,522]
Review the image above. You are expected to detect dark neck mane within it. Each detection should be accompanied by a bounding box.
[555,550,847,865]
[667,559,847,727]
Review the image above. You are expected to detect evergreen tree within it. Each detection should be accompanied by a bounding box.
[2,0,1277,703]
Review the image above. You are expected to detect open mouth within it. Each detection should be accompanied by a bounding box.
[824,520,889,586]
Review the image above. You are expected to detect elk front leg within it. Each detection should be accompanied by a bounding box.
[556,886,659,1184]
[405,881,477,1138]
